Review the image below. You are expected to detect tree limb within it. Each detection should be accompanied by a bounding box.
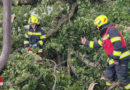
[46,2,77,38]
[88,82,98,90]
[67,46,80,77]
[12,76,31,86]
[56,51,61,65]
[67,52,80,77]
[70,65,80,78]
[67,50,71,75]
[49,60,57,90]
[67,48,101,68]
[74,51,101,68]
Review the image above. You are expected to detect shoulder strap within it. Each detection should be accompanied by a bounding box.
[105,26,115,35]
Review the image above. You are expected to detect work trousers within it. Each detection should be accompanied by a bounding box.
[104,59,130,86]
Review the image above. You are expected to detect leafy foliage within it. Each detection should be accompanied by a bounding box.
[0,0,130,89]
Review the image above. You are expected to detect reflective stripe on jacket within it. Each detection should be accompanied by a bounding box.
[85,25,130,62]
[102,26,126,55]
[24,26,46,48]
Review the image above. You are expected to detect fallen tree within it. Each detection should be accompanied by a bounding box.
[46,2,77,38]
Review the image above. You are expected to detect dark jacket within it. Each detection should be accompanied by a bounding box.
[24,26,46,48]
[85,23,130,61]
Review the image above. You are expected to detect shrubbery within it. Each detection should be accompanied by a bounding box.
[0,0,130,89]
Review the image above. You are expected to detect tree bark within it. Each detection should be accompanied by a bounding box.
[56,51,61,65]
[0,21,2,27]
[0,0,2,6]
[0,0,12,72]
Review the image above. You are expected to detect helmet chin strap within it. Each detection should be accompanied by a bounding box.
[98,25,104,31]
[95,26,101,32]
[94,26,103,33]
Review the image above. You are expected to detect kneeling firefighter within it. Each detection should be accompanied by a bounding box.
[24,16,46,58]
[81,15,130,90]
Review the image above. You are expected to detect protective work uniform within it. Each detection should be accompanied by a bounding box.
[24,16,46,57]
[84,15,130,89]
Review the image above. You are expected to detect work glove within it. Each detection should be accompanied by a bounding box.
[32,44,37,48]
[28,50,33,54]
[81,37,87,45]
[25,48,27,50]
[114,60,119,65]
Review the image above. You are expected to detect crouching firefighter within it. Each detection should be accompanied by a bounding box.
[81,15,130,90]
[24,16,46,59]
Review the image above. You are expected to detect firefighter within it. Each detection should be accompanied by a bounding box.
[24,16,46,58]
[81,15,130,90]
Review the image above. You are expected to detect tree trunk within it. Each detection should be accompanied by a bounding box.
[56,51,61,65]
[0,0,12,72]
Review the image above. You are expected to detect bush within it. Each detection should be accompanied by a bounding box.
[0,0,130,89]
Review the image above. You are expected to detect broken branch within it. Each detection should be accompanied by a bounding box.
[46,2,77,38]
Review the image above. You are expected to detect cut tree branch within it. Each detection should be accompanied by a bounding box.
[46,2,77,38]
[74,51,101,68]
[67,48,101,68]
[49,60,57,90]
[108,82,120,90]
